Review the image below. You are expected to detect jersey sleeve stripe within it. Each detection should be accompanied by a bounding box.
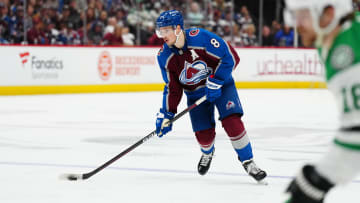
[205,50,221,60]
[165,71,171,111]
[163,53,174,112]
[164,53,175,71]
[224,42,237,70]
[188,45,221,60]
[213,59,222,75]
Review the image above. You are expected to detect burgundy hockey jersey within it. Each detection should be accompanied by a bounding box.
[157,28,240,113]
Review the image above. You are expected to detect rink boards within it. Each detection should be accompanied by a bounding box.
[0,45,326,95]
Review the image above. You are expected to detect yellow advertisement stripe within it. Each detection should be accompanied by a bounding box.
[0,82,327,95]
[0,84,165,95]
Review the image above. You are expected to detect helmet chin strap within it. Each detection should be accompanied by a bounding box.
[174,29,185,48]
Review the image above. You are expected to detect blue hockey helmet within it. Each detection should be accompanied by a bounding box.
[156,10,184,38]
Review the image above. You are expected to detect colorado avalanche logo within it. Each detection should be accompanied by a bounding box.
[189,29,200,37]
[179,61,211,85]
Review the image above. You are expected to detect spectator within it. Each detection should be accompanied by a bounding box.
[104,16,116,35]
[222,23,232,42]
[240,23,257,47]
[7,4,24,44]
[147,32,163,45]
[271,20,281,36]
[115,9,126,27]
[1,2,11,27]
[186,2,204,27]
[88,21,104,45]
[44,0,58,10]
[149,2,162,22]
[59,5,71,24]
[98,10,108,26]
[139,21,154,45]
[58,22,81,45]
[237,6,253,30]
[103,24,123,45]
[68,0,81,29]
[0,23,9,44]
[94,0,104,19]
[0,0,305,47]
[232,24,242,46]
[208,10,224,36]
[27,15,48,44]
[86,7,96,31]
[261,25,274,46]
[43,21,59,44]
[274,25,294,47]
[122,26,135,45]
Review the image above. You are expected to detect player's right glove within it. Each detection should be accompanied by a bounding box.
[284,165,334,203]
[205,75,224,102]
[155,108,175,138]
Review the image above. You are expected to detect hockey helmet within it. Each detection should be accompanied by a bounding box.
[156,10,184,38]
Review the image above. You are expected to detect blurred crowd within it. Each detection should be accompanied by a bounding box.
[1,0,359,47]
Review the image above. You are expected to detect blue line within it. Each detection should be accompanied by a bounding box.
[0,161,359,183]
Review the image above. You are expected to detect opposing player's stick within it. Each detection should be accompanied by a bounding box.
[59,95,207,181]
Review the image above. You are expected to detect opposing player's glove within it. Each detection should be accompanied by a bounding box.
[284,165,334,203]
[205,75,224,102]
[155,108,175,137]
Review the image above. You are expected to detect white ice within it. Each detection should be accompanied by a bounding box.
[0,89,358,203]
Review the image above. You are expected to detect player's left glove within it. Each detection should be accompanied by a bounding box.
[284,165,334,203]
[155,108,175,138]
[205,75,224,102]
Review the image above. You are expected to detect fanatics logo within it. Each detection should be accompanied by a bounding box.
[98,51,112,80]
[19,52,30,66]
[226,101,235,110]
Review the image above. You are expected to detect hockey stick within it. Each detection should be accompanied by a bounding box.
[59,95,207,181]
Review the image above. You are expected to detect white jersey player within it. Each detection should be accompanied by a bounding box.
[284,0,360,202]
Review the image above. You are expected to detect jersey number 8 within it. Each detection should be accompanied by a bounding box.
[210,38,220,48]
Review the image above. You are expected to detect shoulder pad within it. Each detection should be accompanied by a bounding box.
[185,28,208,48]
[186,28,227,58]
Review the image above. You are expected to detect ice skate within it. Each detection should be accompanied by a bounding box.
[242,159,267,182]
[197,149,215,175]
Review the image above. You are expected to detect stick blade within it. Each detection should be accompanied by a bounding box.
[59,173,84,181]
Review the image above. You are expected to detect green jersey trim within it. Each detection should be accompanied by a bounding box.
[334,138,360,151]
[324,11,360,81]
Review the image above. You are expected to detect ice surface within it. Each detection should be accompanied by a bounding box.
[0,89,358,203]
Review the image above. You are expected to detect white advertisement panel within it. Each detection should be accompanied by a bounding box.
[233,48,325,82]
[0,46,162,86]
[0,46,326,87]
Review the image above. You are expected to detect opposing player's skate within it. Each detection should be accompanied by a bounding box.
[242,159,267,182]
[197,149,215,175]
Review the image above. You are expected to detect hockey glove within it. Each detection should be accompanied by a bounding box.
[155,108,175,138]
[284,165,334,203]
[205,75,224,102]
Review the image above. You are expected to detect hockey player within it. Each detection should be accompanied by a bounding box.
[154,10,266,182]
[283,0,360,202]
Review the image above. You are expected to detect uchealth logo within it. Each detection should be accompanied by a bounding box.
[98,51,112,80]
[19,52,30,66]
